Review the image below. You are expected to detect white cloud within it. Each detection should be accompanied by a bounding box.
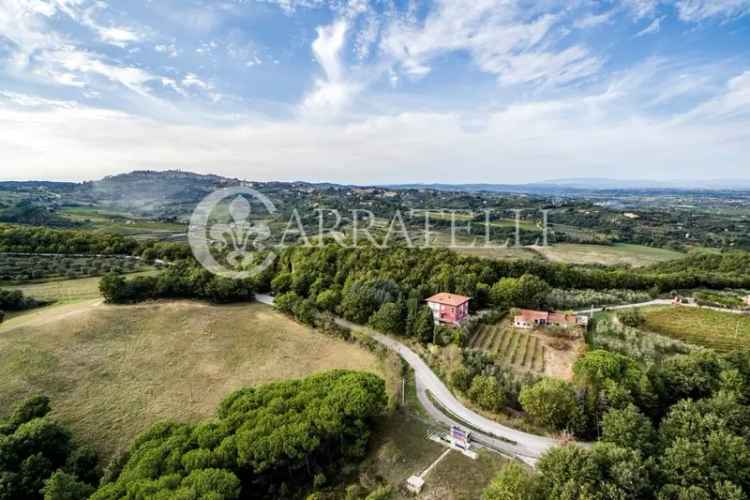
[380,1,601,87]
[155,43,179,58]
[0,0,183,101]
[353,13,380,60]
[675,0,750,21]
[2,69,749,183]
[182,73,212,90]
[259,0,326,15]
[635,16,664,36]
[620,0,750,22]
[575,11,616,29]
[680,70,750,120]
[301,19,361,115]
[0,90,78,109]
[623,0,661,19]
[95,26,142,47]
[39,47,158,96]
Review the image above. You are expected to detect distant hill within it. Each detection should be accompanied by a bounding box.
[384,178,750,194]
[79,170,243,212]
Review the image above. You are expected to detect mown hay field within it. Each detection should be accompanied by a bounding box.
[0,301,384,460]
[536,243,684,267]
[2,270,159,304]
[641,306,750,352]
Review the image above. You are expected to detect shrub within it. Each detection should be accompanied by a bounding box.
[368,302,404,336]
[519,378,581,432]
[618,308,645,327]
[468,375,504,412]
[450,367,473,393]
[482,462,541,500]
[315,289,340,312]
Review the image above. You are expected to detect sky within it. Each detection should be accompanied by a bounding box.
[0,0,749,184]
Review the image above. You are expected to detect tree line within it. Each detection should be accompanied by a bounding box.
[0,225,192,261]
[99,262,256,304]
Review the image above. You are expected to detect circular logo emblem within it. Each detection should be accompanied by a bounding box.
[188,186,277,279]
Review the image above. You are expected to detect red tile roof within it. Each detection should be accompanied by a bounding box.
[515,309,579,324]
[516,309,550,321]
[426,293,470,307]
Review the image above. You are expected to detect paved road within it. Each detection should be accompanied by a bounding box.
[575,299,750,316]
[413,376,545,466]
[574,299,672,315]
[254,292,558,464]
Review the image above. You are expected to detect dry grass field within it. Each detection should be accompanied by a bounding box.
[536,243,683,267]
[641,306,750,352]
[0,301,384,460]
[3,270,159,304]
[453,246,542,261]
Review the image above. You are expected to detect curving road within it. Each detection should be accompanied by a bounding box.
[254,293,558,464]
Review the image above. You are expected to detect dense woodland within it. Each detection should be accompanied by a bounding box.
[0,396,100,499]
[0,372,386,500]
[483,348,750,499]
[92,371,386,499]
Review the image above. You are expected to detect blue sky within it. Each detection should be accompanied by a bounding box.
[1,0,749,183]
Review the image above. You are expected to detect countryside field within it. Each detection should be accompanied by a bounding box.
[536,243,684,267]
[467,319,582,380]
[431,236,682,266]
[0,301,386,459]
[640,306,750,352]
[0,253,150,282]
[1,270,158,304]
[60,207,186,240]
[453,245,542,261]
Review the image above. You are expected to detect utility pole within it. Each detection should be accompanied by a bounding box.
[402,378,406,407]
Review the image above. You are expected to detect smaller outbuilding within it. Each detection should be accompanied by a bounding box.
[513,309,587,330]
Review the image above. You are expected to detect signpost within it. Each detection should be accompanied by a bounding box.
[450,425,471,451]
